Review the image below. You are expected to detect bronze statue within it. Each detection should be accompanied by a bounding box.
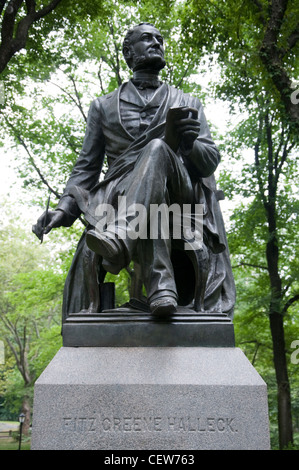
[33,23,235,320]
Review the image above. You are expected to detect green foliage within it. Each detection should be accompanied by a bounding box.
[28,324,62,379]
[181,0,299,134]
[0,203,66,415]
[106,269,131,307]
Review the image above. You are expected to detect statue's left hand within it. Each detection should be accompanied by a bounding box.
[179,107,200,153]
[165,106,200,153]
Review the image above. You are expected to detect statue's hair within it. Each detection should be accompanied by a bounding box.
[122,22,156,68]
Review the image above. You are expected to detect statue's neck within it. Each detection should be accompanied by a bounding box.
[132,70,160,82]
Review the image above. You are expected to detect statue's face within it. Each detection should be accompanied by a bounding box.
[125,24,166,72]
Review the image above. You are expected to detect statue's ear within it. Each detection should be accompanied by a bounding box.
[123,45,133,69]
[123,46,131,60]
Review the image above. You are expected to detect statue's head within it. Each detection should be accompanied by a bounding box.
[122,23,166,72]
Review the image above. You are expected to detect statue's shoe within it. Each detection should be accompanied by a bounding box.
[150,296,177,318]
[86,229,127,274]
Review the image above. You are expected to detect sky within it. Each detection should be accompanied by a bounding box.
[0,147,42,229]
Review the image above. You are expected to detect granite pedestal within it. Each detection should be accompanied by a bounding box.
[31,315,270,450]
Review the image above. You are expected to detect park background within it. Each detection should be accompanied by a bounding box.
[0,0,298,450]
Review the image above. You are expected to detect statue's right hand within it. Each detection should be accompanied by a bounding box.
[32,210,66,241]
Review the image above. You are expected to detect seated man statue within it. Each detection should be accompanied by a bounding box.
[33,23,235,319]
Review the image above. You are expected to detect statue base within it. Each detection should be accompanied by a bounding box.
[62,308,235,347]
[31,345,270,450]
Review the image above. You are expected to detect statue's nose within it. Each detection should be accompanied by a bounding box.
[151,36,160,47]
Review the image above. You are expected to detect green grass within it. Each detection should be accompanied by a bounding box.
[0,438,31,450]
[0,421,31,450]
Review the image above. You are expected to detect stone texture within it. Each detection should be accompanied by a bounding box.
[31,347,270,450]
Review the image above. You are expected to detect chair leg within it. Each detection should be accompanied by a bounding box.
[184,242,209,312]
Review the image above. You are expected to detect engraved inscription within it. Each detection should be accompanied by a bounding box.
[63,417,96,432]
[102,416,162,432]
[167,416,237,432]
[62,415,238,433]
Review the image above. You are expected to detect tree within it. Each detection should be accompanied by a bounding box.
[218,98,298,447]
[0,207,65,432]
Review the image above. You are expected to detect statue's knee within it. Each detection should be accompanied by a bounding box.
[145,139,168,164]
[146,138,165,153]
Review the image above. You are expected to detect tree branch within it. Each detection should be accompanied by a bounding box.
[109,23,123,86]
[1,0,23,44]
[265,108,277,202]
[254,112,268,207]
[274,138,295,187]
[274,122,285,171]
[239,340,260,365]
[0,313,17,336]
[0,0,8,16]
[232,262,269,270]
[49,76,87,122]
[259,0,299,127]
[3,114,61,198]
[4,335,22,371]
[0,0,62,74]
[61,130,80,155]
[281,21,299,56]
[24,0,34,14]
[68,74,87,122]
[282,294,299,314]
[250,0,266,25]
[175,62,192,89]
[97,61,105,94]
[33,0,61,21]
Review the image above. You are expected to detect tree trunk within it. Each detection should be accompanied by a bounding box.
[262,106,294,448]
[269,311,293,448]
[21,395,31,436]
[265,197,293,448]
